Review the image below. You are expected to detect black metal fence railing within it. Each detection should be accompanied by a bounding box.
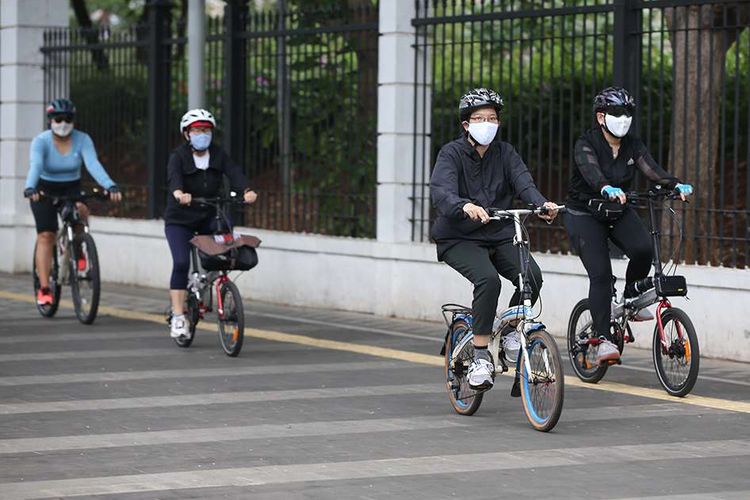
[41,2,378,238]
[412,0,749,268]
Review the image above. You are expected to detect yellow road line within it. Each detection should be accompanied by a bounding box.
[2,289,749,414]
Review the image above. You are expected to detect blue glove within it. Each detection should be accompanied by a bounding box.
[601,185,625,200]
[675,183,693,196]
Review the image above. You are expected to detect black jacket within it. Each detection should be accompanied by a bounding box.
[430,136,547,256]
[567,127,679,211]
[164,143,248,226]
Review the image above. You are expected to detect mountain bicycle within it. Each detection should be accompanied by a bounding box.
[168,194,259,357]
[32,190,107,324]
[567,186,700,397]
[441,205,565,432]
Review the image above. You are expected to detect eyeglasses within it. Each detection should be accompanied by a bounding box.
[468,115,499,123]
[605,106,632,118]
[52,115,74,124]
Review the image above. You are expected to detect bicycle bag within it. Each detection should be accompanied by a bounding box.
[190,234,261,271]
[586,199,625,222]
[655,275,688,297]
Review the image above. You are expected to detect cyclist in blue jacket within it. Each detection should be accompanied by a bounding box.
[23,99,121,306]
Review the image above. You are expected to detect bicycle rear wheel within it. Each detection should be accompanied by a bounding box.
[653,307,700,397]
[444,318,483,415]
[69,233,100,324]
[32,242,61,318]
[567,299,608,383]
[520,329,564,432]
[217,280,244,357]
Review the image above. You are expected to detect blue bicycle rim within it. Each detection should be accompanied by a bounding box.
[521,338,548,425]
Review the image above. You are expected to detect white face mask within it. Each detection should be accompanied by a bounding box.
[603,114,632,138]
[51,122,74,137]
[467,122,499,146]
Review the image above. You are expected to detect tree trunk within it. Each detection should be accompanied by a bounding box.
[665,4,748,265]
[70,0,109,71]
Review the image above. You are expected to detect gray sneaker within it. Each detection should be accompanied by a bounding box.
[596,339,621,364]
[468,357,494,390]
[501,329,521,363]
[632,307,654,322]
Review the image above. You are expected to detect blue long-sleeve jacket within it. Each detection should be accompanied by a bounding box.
[25,130,115,189]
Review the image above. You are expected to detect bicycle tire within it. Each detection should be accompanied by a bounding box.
[217,280,244,357]
[32,241,61,318]
[69,233,100,325]
[567,298,608,383]
[444,319,483,415]
[653,307,700,397]
[520,329,564,432]
[174,296,197,348]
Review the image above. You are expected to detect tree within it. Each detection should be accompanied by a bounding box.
[665,4,750,264]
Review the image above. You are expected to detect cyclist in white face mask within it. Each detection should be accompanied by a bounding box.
[430,88,559,391]
[564,86,694,365]
[23,98,121,307]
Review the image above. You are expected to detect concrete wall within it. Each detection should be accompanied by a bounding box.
[6,215,749,362]
[0,0,68,270]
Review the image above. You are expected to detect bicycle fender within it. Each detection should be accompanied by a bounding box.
[523,322,546,335]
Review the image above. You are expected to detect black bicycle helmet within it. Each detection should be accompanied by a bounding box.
[46,98,76,118]
[593,87,635,115]
[459,88,504,122]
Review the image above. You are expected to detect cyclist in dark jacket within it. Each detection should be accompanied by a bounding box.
[565,87,693,364]
[165,108,258,339]
[430,88,559,391]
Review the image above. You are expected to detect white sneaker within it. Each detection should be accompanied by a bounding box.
[468,357,494,390]
[596,339,621,364]
[502,329,521,363]
[170,314,188,338]
[632,307,654,322]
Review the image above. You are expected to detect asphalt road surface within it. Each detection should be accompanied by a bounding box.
[1,272,749,500]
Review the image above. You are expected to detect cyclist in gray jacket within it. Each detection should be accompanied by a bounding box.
[430,88,559,391]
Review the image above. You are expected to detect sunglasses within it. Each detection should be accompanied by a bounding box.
[52,115,74,124]
[605,106,632,118]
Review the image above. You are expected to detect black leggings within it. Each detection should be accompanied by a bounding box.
[165,219,218,289]
[441,240,543,337]
[565,208,653,341]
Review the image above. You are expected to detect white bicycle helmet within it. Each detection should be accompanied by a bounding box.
[179,108,216,133]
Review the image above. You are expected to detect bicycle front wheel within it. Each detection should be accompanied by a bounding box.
[444,319,483,416]
[32,241,61,318]
[567,299,608,383]
[217,280,244,357]
[520,329,564,432]
[69,233,100,325]
[653,307,700,397]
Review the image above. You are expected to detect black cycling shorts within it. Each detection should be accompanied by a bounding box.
[30,179,83,233]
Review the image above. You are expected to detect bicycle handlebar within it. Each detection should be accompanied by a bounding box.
[486,205,567,219]
[39,188,110,203]
[191,194,248,206]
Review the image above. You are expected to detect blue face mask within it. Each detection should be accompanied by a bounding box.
[189,132,212,151]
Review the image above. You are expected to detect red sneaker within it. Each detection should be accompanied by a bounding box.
[77,257,87,272]
[36,288,53,306]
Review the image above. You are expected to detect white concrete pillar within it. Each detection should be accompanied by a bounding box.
[376,0,431,242]
[0,0,68,271]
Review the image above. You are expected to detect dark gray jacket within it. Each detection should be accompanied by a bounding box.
[430,136,547,257]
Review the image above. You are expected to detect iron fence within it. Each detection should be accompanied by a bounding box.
[40,1,378,238]
[412,0,749,268]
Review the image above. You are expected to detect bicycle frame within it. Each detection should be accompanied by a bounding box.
[602,190,686,353]
[186,195,244,320]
